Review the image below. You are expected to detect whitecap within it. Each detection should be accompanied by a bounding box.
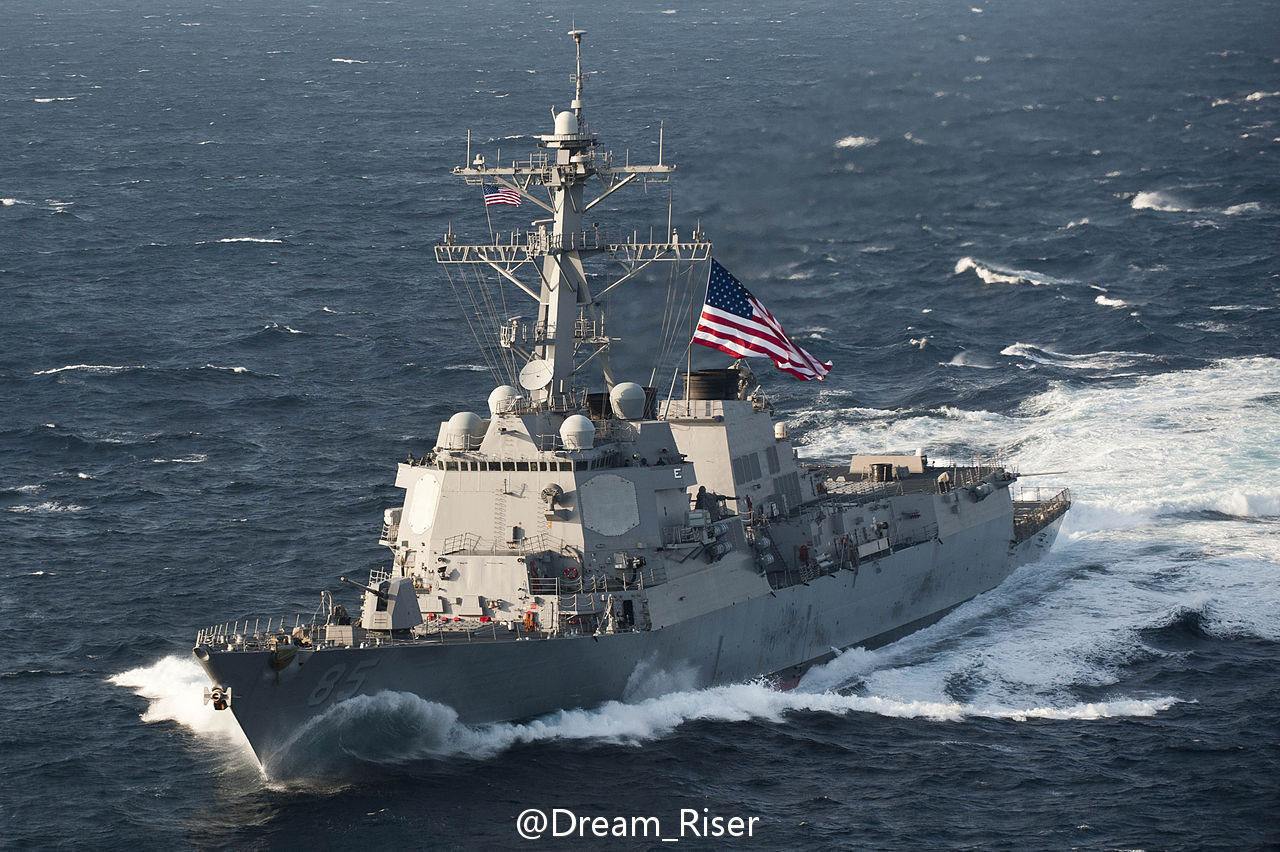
[835,135,878,149]
[1131,191,1192,212]
[33,364,143,376]
[943,350,995,369]
[1223,201,1261,215]
[9,502,87,514]
[1095,294,1128,307]
[217,237,282,244]
[331,58,369,64]
[1000,342,1158,370]
[954,256,1063,286]
[1244,90,1279,102]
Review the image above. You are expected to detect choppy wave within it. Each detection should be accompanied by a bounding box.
[1209,303,1276,312]
[151,454,208,464]
[1223,201,1262,215]
[835,135,878,149]
[942,350,997,369]
[1000,342,1163,371]
[1131,190,1193,212]
[34,363,261,378]
[1132,192,1266,217]
[953,256,1067,286]
[33,364,145,376]
[9,501,87,514]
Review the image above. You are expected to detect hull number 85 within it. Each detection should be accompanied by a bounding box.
[307,659,379,706]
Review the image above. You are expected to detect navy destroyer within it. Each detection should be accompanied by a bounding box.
[193,31,1070,769]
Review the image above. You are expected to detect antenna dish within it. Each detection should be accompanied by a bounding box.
[518,358,554,390]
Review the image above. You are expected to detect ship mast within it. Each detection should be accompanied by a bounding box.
[437,30,711,410]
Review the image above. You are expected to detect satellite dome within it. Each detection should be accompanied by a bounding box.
[444,411,485,449]
[609,382,646,420]
[488,385,519,416]
[560,414,595,450]
[554,110,576,136]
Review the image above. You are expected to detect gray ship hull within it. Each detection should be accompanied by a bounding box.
[197,509,1064,769]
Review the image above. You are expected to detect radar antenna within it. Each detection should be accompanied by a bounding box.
[568,27,588,128]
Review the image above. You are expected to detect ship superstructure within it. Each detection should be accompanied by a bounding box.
[193,32,1070,769]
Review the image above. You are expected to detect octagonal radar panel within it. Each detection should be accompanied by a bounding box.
[519,358,554,391]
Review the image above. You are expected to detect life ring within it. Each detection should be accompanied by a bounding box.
[563,565,579,580]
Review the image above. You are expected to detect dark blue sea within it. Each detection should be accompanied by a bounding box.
[3,0,1278,848]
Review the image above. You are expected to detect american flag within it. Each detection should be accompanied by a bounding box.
[693,260,832,381]
[483,184,523,207]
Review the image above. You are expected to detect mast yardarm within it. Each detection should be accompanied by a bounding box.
[436,30,709,409]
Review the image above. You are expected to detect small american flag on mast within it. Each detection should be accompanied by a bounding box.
[483,184,523,207]
[693,260,832,381]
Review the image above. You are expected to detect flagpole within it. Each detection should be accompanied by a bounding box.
[483,187,495,240]
[685,257,714,414]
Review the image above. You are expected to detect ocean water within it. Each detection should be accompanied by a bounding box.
[3,0,1278,848]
